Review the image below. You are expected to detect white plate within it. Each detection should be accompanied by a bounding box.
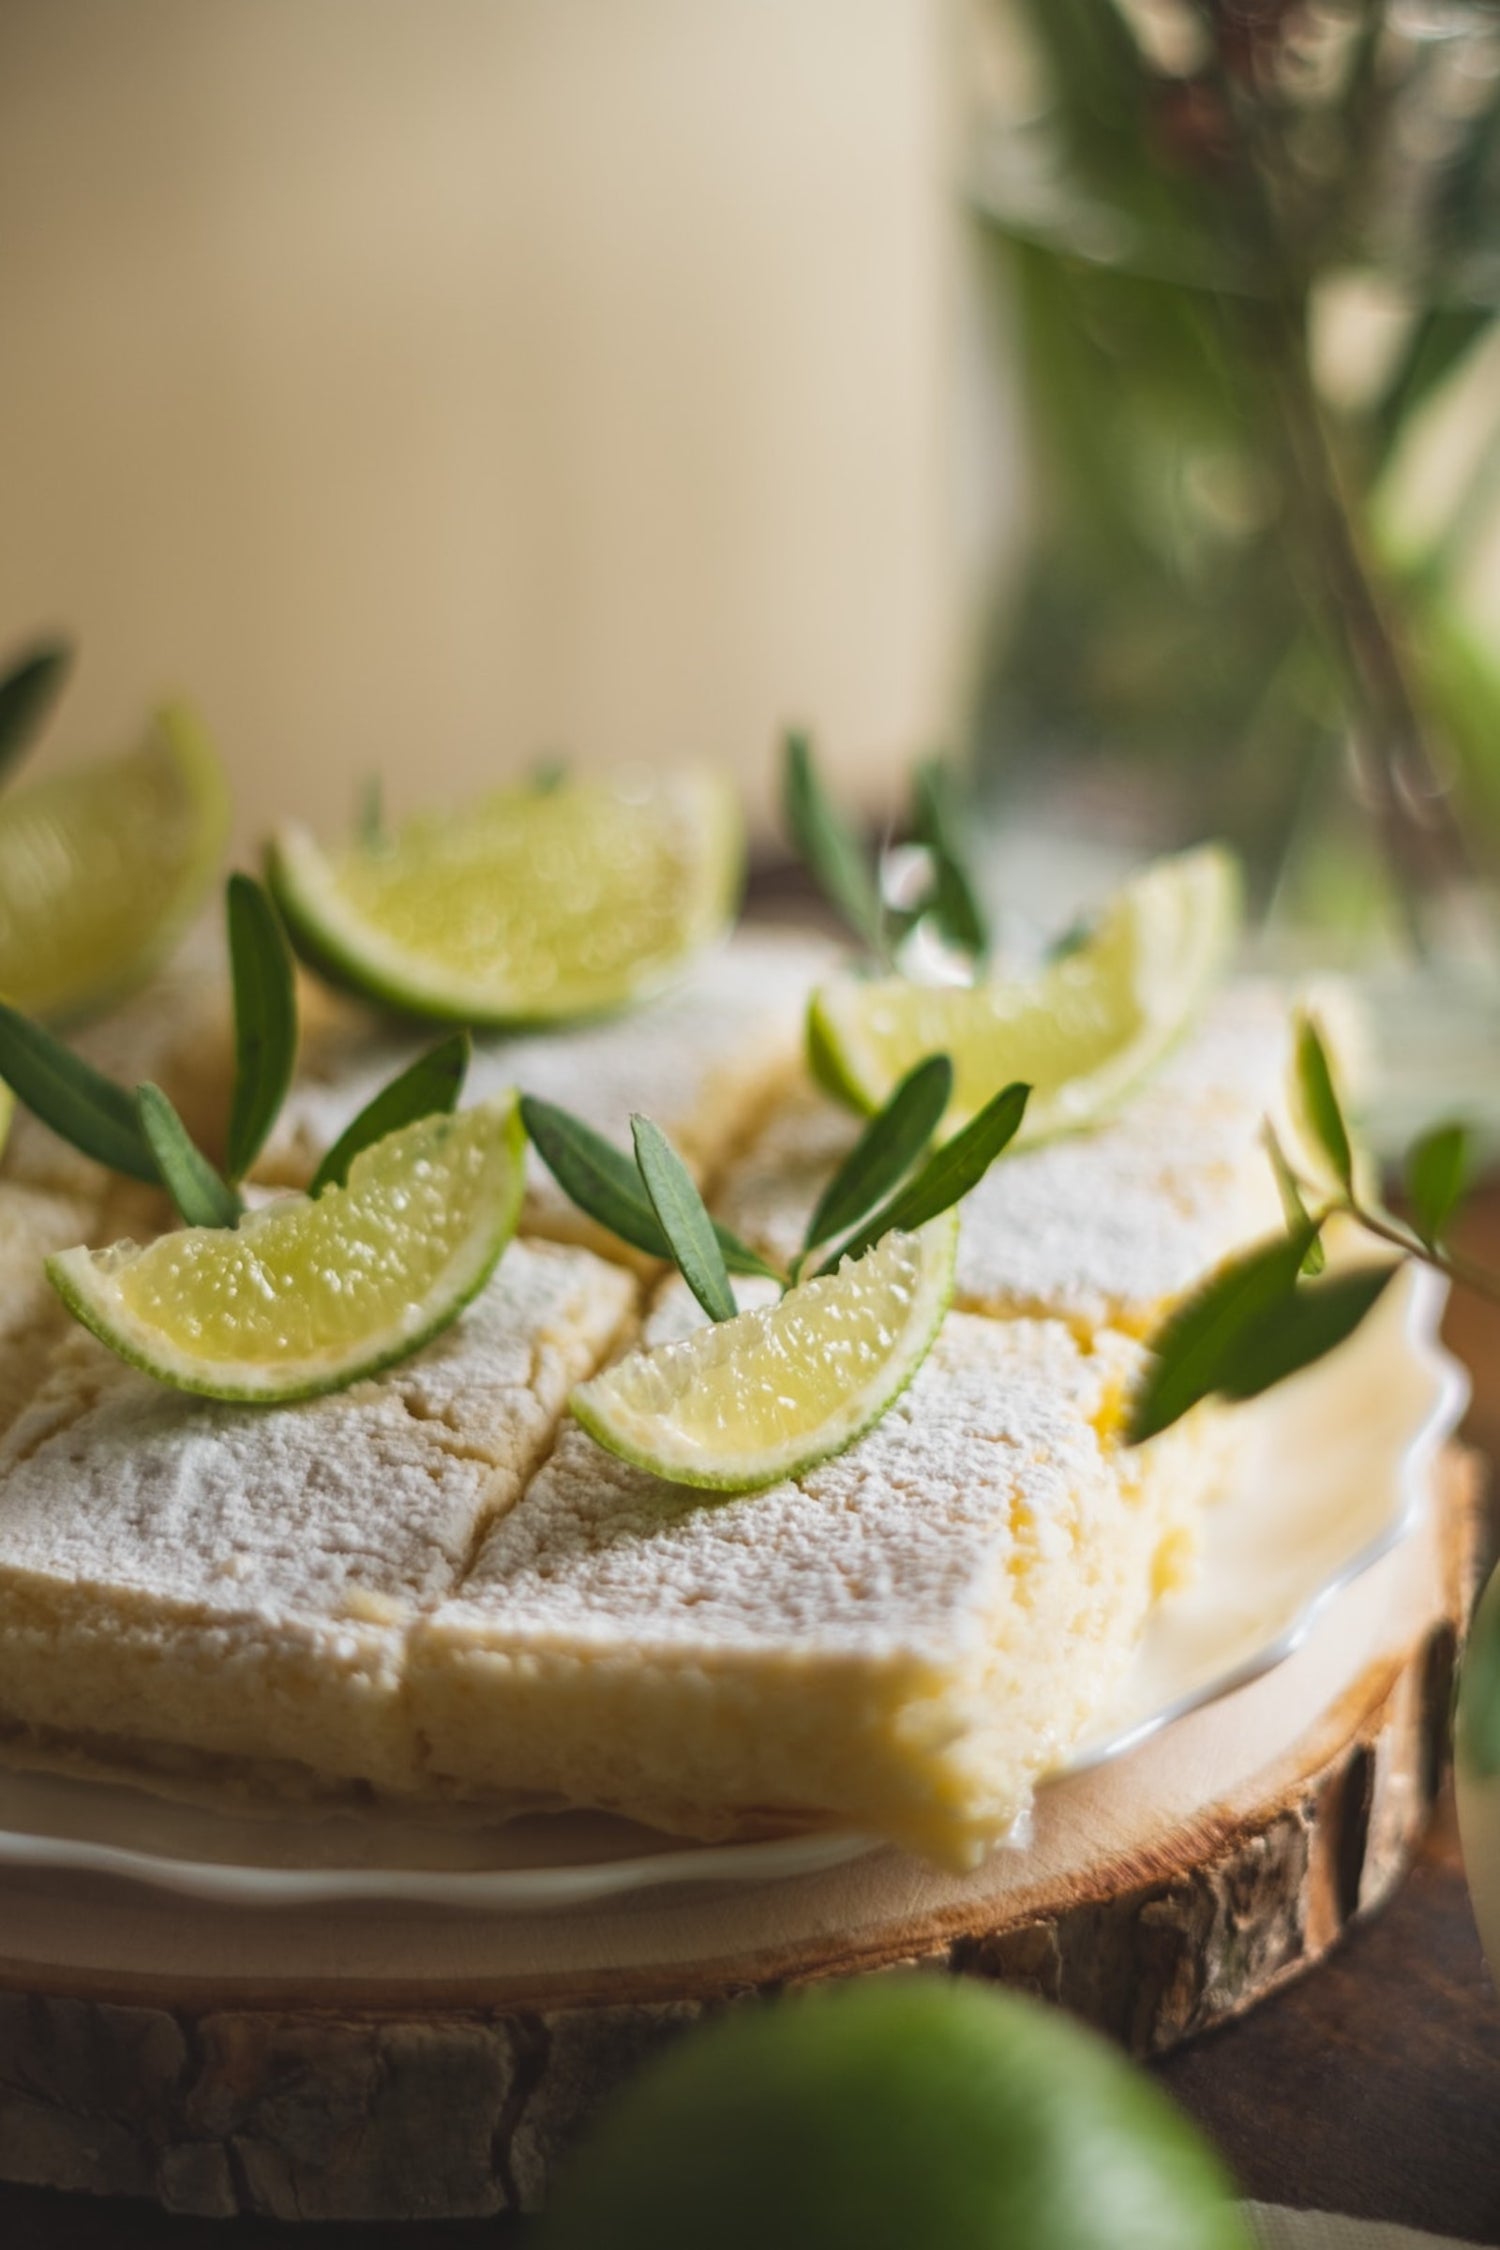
[0,1265,1465,1911]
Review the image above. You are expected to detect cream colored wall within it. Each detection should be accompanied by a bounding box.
[0,0,958,851]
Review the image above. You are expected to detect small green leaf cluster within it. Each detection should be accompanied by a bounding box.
[523,1057,1030,1325]
[0,875,468,1230]
[781,733,990,970]
[1127,1010,1492,1445]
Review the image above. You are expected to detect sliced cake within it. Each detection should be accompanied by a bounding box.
[408,1301,1214,1867]
[260,928,836,1253]
[0,1240,636,1798]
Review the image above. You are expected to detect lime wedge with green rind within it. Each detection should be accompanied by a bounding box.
[0,702,229,1024]
[809,846,1240,1140]
[571,1213,956,1493]
[46,1096,525,1403]
[267,770,743,1027]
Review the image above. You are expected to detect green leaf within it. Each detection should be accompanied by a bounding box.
[1405,1121,1470,1246]
[357,775,385,849]
[1126,1225,1319,1444]
[135,1083,242,1228]
[781,730,886,958]
[1212,1264,1397,1408]
[311,1033,471,1196]
[520,1097,780,1280]
[631,1114,738,1323]
[0,638,71,787]
[822,1079,1030,1270]
[802,1053,953,1254]
[1459,1577,1500,1780]
[0,1002,158,1181]
[911,760,989,961]
[1264,1125,1326,1276]
[1293,1013,1354,1193]
[225,874,298,1184]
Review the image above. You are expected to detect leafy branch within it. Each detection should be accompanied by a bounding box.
[0,876,466,1229]
[523,1057,1031,1323]
[780,733,992,971]
[1127,1008,1500,1443]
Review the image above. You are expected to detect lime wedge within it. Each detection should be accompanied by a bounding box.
[571,1214,956,1493]
[46,1097,525,1402]
[0,703,228,1023]
[810,846,1240,1138]
[267,770,743,1026]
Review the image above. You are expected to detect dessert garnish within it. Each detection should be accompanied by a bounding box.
[782,730,990,969]
[266,766,743,1026]
[0,638,228,1024]
[0,875,521,1401]
[808,844,1241,1139]
[521,1059,1030,1489]
[1126,1011,1500,1442]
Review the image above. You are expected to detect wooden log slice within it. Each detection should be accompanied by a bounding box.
[0,1450,1482,2222]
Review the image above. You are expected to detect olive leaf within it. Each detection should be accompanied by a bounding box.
[311,1033,471,1197]
[225,874,298,1184]
[1292,1012,1354,1193]
[1126,1226,1317,1443]
[781,730,887,959]
[0,1003,158,1182]
[631,1114,737,1323]
[910,759,989,961]
[0,637,71,787]
[821,1079,1030,1271]
[1459,1582,1500,1780]
[520,1098,780,1279]
[1264,1123,1326,1276]
[136,1084,242,1229]
[802,1053,953,1254]
[1405,1120,1470,1247]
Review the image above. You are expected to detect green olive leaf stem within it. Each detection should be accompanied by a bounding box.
[781,730,890,964]
[1291,1011,1354,1193]
[520,1098,781,1281]
[225,873,298,1184]
[631,1114,738,1324]
[801,1053,953,1258]
[910,759,990,964]
[819,1080,1031,1273]
[311,1033,471,1197]
[0,637,71,787]
[0,1002,159,1182]
[135,1083,243,1229]
[1404,1121,1471,1248]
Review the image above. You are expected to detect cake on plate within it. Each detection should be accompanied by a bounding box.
[0,929,1291,1865]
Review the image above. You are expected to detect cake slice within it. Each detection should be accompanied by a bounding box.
[0,1180,101,1438]
[0,1239,636,1799]
[408,1304,1214,1866]
[720,986,1290,1339]
[261,928,836,1255]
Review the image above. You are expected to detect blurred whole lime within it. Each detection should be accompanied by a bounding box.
[541,1977,1252,2250]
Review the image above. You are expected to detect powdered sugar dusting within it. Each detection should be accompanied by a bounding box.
[439,1313,1142,1661]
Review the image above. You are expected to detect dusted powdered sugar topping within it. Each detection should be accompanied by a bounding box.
[263,929,837,1216]
[720,987,1291,1335]
[0,1239,636,1622]
[439,1312,1141,1660]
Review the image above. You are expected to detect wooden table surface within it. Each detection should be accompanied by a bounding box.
[3,1183,1498,2247]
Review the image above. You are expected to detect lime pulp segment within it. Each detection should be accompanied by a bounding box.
[571,1214,957,1493]
[809,845,1240,1138]
[0,703,228,1023]
[268,770,743,1025]
[47,1097,526,1402]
